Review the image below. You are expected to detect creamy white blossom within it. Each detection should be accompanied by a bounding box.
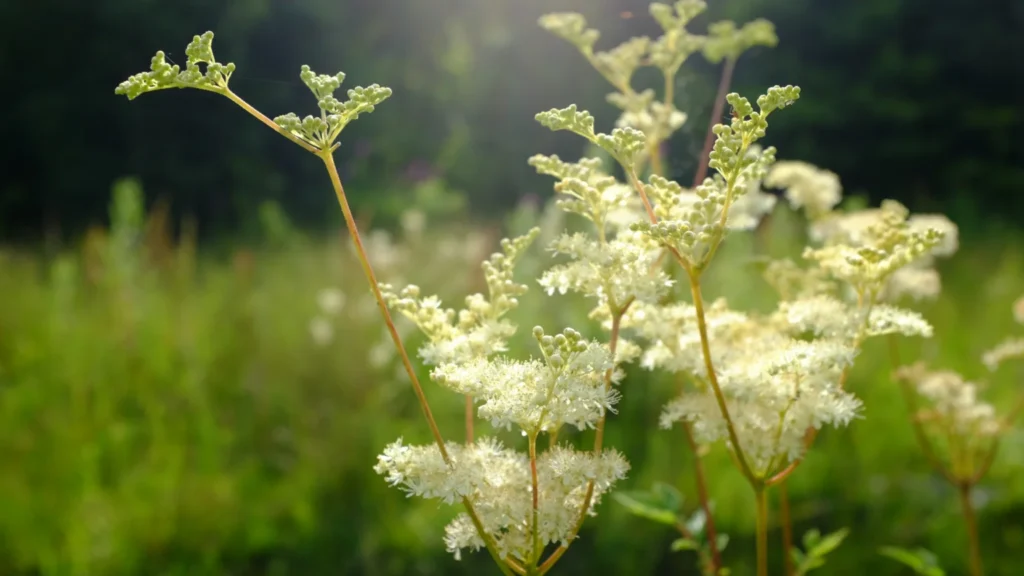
[432,333,617,432]
[895,364,1001,438]
[982,338,1024,372]
[375,438,627,561]
[659,327,860,472]
[540,230,672,307]
[774,296,933,339]
[764,160,842,220]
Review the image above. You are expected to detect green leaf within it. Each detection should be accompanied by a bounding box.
[612,483,683,526]
[671,538,699,552]
[809,528,849,557]
[878,546,946,576]
[793,527,850,575]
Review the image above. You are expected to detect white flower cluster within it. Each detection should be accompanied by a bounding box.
[530,154,672,312]
[895,363,1001,438]
[764,160,842,220]
[432,330,618,433]
[374,438,628,561]
[625,299,862,474]
[308,287,346,346]
[982,294,1024,371]
[377,227,630,565]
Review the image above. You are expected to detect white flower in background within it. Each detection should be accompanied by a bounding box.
[895,364,1001,437]
[309,316,334,347]
[361,229,402,272]
[764,160,842,220]
[400,209,427,237]
[982,338,1024,371]
[317,287,346,315]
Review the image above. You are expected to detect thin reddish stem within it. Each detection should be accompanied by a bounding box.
[683,423,722,571]
[693,57,736,188]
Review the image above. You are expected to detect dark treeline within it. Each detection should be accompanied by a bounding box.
[1,0,1020,241]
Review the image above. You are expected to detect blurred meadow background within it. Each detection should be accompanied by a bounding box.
[1,0,1023,574]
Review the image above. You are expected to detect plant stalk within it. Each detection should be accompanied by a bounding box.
[688,273,757,484]
[957,482,984,576]
[683,422,722,572]
[317,150,513,576]
[755,485,769,576]
[693,57,736,188]
[779,480,793,576]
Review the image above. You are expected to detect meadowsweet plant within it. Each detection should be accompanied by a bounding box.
[883,296,1024,576]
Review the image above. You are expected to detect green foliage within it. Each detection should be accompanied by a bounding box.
[613,482,683,526]
[879,546,946,576]
[702,19,778,64]
[790,528,850,575]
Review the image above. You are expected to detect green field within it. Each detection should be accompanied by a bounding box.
[1,180,1021,575]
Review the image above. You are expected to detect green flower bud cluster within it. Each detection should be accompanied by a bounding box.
[537,13,600,52]
[274,66,392,150]
[631,177,726,267]
[649,1,708,76]
[762,258,838,302]
[592,37,651,90]
[803,201,947,295]
[535,105,649,168]
[479,228,541,318]
[702,19,778,64]
[535,104,596,137]
[114,32,235,100]
[528,154,606,183]
[708,87,799,177]
[533,326,589,365]
[529,155,633,230]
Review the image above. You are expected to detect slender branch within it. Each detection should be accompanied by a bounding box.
[682,422,722,572]
[688,273,758,484]
[779,480,794,576]
[626,168,659,224]
[223,89,321,154]
[957,482,984,576]
[318,151,513,576]
[692,57,736,188]
[529,432,542,567]
[755,485,769,576]
[320,151,449,461]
